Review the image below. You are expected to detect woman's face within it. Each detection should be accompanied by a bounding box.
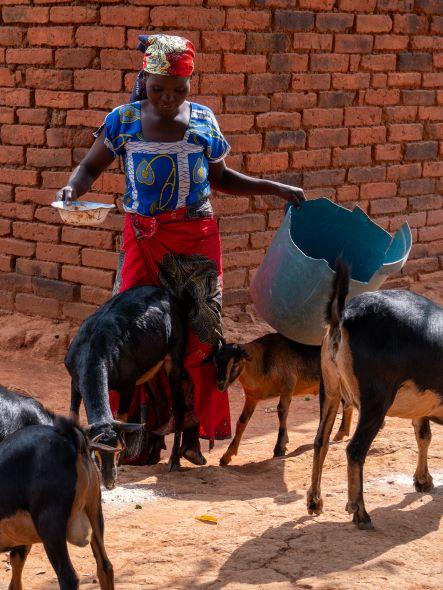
[144,73,191,116]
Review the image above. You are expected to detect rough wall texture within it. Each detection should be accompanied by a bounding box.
[0,0,442,322]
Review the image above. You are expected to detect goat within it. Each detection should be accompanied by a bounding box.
[307,261,443,530]
[212,335,353,466]
[65,284,187,489]
[0,385,55,440]
[0,417,114,590]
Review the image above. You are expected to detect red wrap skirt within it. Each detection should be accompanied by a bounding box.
[110,206,231,451]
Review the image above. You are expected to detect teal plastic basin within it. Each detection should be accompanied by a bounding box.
[250,198,412,345]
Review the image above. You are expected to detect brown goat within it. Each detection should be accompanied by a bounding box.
[212,334,353,466]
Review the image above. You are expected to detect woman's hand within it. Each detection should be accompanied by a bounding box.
[56,185,78,205]
[274,184,306,208]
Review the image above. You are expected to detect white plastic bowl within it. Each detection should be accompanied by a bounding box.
[51,201,115,226]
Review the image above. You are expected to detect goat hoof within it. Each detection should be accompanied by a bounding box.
[414,475,434,492]
[273,447,286,458]
[352,512,374,531]
[333,431,346,442]
[307,491,323,515]
[168,460,181,472]
[219,453,232,466]
[181,448,207,466]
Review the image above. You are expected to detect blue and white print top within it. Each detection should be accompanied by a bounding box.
[95,101,230,217]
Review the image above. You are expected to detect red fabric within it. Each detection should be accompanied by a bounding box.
[117,209,231,442]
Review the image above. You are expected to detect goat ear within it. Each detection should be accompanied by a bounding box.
[89,441,116,454]
[241,349,252,361]
[113,420,143,433]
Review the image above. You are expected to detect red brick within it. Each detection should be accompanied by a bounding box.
[316,13,354,32]
[345,107,382,126]
[0,169,38,187]
[348,166,387,184]
[303,108,343,127]
[203,32,246,52]
[74,70,121,92]
[423,73,443,88]
[399,178,435,196]
[0,202,34,221]
[16,293,62,319]
[41,172,70,188]
[308,128,348,148]
[66,110,105,128]
[385,106,418,122]
[212,197,250,216]
[245,153,288,173]
[291,149,331,169]
[151,7,224,29]
[335,35,373,53]
[333,73,370,90]
[272,92,317,110]
[248,74,290,94]
[274,10,314,31]
[386,163,421,181]
[0,107,14,124]
[218,214,265,235]
[36,243,80,265]
[0,219,11,237]
[389,124,423,142]
[264,130,305,150]
[201,74,244,95]
[27,148,71,168]
[356,14,392,33]
[397,52,433,72]
[338,0,376,10]
[405,141,438,161]
[221,234,249,252]
[62,227,113,250]
[55,48,95,69]
[100,6,148,26]
[298,0,335,7]
[224,54,266,74]
[0,27,24,47]
[393,13,427,33]
[35,90,84,109]
[410,195,442,212]
[388,73,422,88]
[62,264,114,289]
[350,126,386,145]
[194,54,221,73]
[1,125,46,146]
[50,6,97,23]
[292,73,330,91]
[13,221,59,243]
[370,197,406,215]
[225,96,271,113]
[0,88,31,107]
[256,112,301,129]
[62,301,99,321]
[227,134,263,153]
[423,161,443,177]
[378,0,414,11]
[293,33,333,51]
[375,143,402,162]
[31,276,78,302]
[310,54,349,73]
[6,48,53,65]
[226,9,269,30]
[76,26,125,48]
[0,146,23,165]
[303,168,346,188]
[333,146,371,167]
[418,107,443,121]
[336,185,359,202]
[0,255,12,272]
[0,238,35,257]
[365,89,400,105]
[360,54,396,72]
[2,6,49,23]
[412,36,443,51]
[99,49,137,70]
[317,91,355,108]
[28,27,73,46]
[16,258,59,280]
[360,182,397,199]
[26,68,71,90]
[270,54,308,73]
[88,92,128,110]
[213,115,253,134]
[80,285,111,306]
[16,109,48,125]
[101,174,125,194]
[419,225,443,243]
[378,37,412,56]
[428,123,443,140]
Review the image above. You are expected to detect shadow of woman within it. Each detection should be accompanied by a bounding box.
[204,488,442,589]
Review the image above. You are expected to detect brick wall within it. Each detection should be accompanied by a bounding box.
[0,0,442,322]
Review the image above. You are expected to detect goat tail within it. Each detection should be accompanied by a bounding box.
[53,415,88,457]
[326,259,350,345]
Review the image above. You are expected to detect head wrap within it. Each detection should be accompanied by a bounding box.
[138,34,195,77]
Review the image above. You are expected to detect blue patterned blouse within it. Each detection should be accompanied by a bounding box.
[95,101,230,217]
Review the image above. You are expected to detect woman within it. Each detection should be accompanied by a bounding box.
[57,34,305,465]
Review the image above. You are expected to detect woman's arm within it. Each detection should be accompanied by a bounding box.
[56,131,115,203]
[208,159,305,207]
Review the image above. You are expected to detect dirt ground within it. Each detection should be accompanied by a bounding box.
[0,282,441,590]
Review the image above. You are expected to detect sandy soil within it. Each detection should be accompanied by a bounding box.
[0,282,441,590]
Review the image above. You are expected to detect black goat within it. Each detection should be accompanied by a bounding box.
[65,284,187,489]
[0,418,114,590]
[0,385,55,440]
[307,262,442,530]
